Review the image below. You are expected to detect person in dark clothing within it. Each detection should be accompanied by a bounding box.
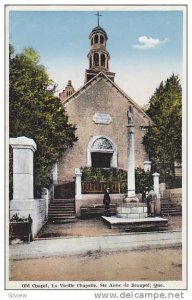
[145,188,157,217]
[146,192,152,216]
[103,188,111,216]
[142,186,149,203]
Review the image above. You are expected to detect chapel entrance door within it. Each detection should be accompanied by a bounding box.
[91,152,112,168]
[54,181,75,199]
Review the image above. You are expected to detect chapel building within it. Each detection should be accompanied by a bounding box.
[57,23,152,183]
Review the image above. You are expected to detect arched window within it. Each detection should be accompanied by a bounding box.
[94,53,99,66]
[94,34,98,44]
[100,35,104,44]
[92,137,113,150]
[89,57,92,68]
[101,54,106,67]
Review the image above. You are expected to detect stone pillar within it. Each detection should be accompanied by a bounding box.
[125,106,139,202]
[153,172,160,198]
[10,136,37,200]
[144,161,152,173]
[75,168,82,200]
[159,182,166,197]
[153,172,161,215]
[41,188,49,220]
[9,137,47,237]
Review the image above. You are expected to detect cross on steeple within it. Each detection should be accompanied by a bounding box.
[95,11,102,26]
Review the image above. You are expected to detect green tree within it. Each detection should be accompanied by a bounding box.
[9,45,77,192]
[143,74,182,180]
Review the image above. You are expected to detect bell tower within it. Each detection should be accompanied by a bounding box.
[85,12,115,83]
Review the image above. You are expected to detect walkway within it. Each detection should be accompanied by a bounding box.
[10,230,182,260]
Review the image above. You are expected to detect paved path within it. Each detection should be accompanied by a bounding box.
[9,230,182,260]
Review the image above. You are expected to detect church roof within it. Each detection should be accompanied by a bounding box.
[62,72,152,123]
[89,26,108,40]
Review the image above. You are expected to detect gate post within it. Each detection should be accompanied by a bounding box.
[41,188,49,220]
[10,136,37,200]
[9,136,47,237]
[75,168,82,200]
[153,172,161,215]
[153,172,160,198]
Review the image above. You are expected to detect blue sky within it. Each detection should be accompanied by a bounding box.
[9,9,184,106]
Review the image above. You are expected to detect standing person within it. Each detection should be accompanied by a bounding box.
[147,188,157,217]
[103,188,111,216]
[142,186,149,202]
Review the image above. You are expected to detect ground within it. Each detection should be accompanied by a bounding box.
[9,246,182,281]
[37,215,182,238]
[9,216,182,282]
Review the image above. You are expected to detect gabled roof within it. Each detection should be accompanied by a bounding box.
[62,71,152,123]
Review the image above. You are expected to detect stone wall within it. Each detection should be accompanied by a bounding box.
[75,193,125,217]
[162,188,182,205]
[57,77,150,181]
[10,199,47,237]
[33,199,47,236]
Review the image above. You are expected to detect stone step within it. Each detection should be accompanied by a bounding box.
[161,209,181,213]
[161,208,182,215]
[49,202,75,205]
[161,210,182,214]
[162,211,182,216]
[49,210,75,215]
[161,205,181,209]
[50,204,74,207]
[48,211,75,216]
[49,206,75,210]
[161,206,182,210]
[53,198,75,202]
[52,199,75,201]
[48,197,76,223]
[161,205,182,209]
[49,205,75,208]
[48,214,75,217]
[48,215,76,219]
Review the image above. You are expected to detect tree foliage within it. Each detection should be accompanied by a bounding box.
[143,74,182,180]
[9,45,77,190]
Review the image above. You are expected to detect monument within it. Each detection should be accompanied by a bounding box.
[116,105,148,219]
[102,108,168,230]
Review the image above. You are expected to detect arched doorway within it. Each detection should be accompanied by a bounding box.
[87,136,117,168]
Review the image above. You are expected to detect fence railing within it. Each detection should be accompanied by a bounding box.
[81,181,127,194]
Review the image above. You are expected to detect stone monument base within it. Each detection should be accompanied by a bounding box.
[116,203,148,219]
[102,216,168,230]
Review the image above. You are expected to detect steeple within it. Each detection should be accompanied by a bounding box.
[59,80,75,103]
[85,14,115,83]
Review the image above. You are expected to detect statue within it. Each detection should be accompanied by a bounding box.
[127,105,133,124]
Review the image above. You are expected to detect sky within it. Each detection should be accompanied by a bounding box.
[9,8,184,107]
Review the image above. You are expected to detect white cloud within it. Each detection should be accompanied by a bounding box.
[133,36,169,49]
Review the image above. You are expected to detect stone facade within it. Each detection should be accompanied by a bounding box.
[57,73,151,182]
